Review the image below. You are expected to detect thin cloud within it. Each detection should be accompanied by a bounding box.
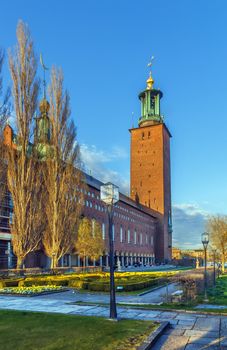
[80,143,130,194]
[172,203,209,249]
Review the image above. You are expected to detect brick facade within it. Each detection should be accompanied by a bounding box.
[130,123,172,262]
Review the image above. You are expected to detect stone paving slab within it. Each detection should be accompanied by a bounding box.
[152,335,189,350]
[194,317,220,331]
[184,330,219,338]
[222,319,227,328]
[188,337,220,345]
[185,345,219,350]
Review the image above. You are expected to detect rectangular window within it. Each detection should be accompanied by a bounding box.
[134,231,137,245]
[146,234,148,245]
[128,229,130,243]
[102,223,105,240]
[151,236,154,245]
[140,233,142,245]
[120,226,123,243]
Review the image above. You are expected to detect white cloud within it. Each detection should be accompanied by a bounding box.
[80,143,130,195]
[172,203,209,249]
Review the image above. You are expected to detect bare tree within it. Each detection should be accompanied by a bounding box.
[207,215,227,273]
[42,66,84,268]
[76,218,104,267]
[7,21,42,268]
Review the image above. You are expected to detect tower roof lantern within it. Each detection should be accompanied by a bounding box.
[39,98,50,115]
[146,72,154,90]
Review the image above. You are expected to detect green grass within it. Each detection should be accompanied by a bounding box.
[0,310,158,350]
[207,274,227,305]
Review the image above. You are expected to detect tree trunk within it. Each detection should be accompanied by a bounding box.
[16,256,24,270]
[51,257,58,269]
[222,253,225,273]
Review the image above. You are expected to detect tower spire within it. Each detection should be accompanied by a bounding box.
[40,53,49,99]
[147,56,155,89]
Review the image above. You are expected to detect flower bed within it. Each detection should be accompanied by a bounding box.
[0,285,64,296]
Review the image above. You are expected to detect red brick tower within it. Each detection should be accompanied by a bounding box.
[130,68,172,262]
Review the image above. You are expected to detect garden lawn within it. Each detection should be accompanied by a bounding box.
[0,310,157,350]
[208,274,227,305]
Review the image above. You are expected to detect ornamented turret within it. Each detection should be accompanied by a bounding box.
[138,60,163,127]
[34,54,53,160]
[35,98,52,160]
[35,98,51,144]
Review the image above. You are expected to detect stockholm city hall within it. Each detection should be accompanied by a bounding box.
[0,66,172,268]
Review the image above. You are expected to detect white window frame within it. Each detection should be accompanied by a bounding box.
[120,226,123,243]
[128,229,130,243]
[134,231,137,245]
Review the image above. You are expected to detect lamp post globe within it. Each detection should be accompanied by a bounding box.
[201,232,209,302]
[100,182,119,320]
[201,232,209,249]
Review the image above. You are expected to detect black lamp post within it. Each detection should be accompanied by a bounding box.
[201,232,209,302]
[100,182,119,320]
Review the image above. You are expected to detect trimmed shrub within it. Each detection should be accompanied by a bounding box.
[68,280,89,289]
[86,277,167,292]
[4,279,23,287]
[19,279,68,287]
[0,281,6,288]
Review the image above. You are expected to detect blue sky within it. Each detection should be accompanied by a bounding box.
[1,0,227,248]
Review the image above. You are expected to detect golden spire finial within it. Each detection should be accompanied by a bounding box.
[146,56,154,89]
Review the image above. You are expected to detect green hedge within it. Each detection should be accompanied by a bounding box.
[86,277,166,292]
[19,279,68,287]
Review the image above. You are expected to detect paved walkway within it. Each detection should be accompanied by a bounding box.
[0,290,227,349]
[36,283,179,304]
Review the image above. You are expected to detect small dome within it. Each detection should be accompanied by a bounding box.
[39,98,50,114]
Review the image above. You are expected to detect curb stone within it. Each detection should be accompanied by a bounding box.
[137,321,169,350]
[138,284,170,296]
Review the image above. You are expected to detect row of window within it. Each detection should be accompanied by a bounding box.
[85,200,152,227]
[83,188,151,224]
[101,223,153,246]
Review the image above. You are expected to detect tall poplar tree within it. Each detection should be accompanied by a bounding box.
[7,21,43,268]
[42,66,84,268]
